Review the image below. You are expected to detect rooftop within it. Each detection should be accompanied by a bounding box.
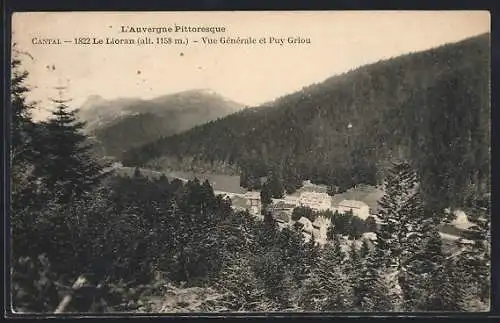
[275,212,290,222]
[338,199,369,209]
[450,210,474,230]
[298,217,313,226]
[300,191,331,198]
[244,191,261,199]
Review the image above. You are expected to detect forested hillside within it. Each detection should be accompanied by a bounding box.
[122,33,490,210]
[79,90,245,157]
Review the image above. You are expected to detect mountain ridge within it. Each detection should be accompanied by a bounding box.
[79,89,246,157]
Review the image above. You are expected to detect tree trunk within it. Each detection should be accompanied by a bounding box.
[54,275,88,314]
[180,249,191,284]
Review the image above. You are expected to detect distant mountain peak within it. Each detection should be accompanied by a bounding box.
[190,88,217,95]
[172,88,227,99]
[82,94,106,108]
[79,88,246,157]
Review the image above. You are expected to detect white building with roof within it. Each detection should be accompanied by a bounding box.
[297,217,314,233]
[298,192,332,211]
[449,209,474,230]
[337,200,370,220]
[244,191,261,215]
[285,195,300,206]
[271,197,299,212]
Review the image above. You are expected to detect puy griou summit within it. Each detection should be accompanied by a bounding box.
[78,89,245,158]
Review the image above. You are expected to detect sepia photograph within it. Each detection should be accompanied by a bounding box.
[9,11,491,314]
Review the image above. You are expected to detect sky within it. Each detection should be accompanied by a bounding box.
[12,11,490,121]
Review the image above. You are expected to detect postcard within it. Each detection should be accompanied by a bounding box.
[9,11,491,315]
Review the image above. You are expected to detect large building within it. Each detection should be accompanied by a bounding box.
[337,200,370,220]
[298,192,332,211]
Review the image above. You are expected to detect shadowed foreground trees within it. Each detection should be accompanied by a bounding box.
[11,160,491,313]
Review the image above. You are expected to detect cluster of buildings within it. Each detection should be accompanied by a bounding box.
[232,188,476,246]
[228,189,375,245]
[298,192,332,211]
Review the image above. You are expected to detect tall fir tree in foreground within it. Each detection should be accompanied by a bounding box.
[10,46,49,260]
[11,47,35,165]
[10,45,39,209]
[210,256,277,312]
[405,225,446,310]
[456,193,491,306]
[35,88,107,202]
[417,227,456,311]
[346,241,362,307]
[299,235,352,311]
[355,247,392,311]
[375,162,434,311]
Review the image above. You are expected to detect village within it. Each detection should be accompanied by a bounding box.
[215,180,476,247]
[111,165,476,247]
[215,180,384,246]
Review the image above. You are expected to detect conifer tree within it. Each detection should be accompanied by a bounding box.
[424,255,468,311]
[332,233,345,265]
[403,226,445,310]
[414,227,451,311]
[348,216,365,240]
[359,238,371,258]
[319,242,352,311]
[277,228,306,281]
[421,227,445,275]
[10,46,47,261]
[355,248,392,311]
[252,248,289,308]
[365,216,378,233]
[298,269,326,311]
[267,172,284,199]
[303,236,320,280]
[328,210,353,237]
[201,179,218,211]
[35,90,107,202]
[291,206,314,222]
[260,183,272,210]
[299,237,352,311]
[11,48,35,164]
[133,166,142,178]
[10,46,39,208]
[457,194,490,303]
[347,241,362,308]
[375,162,432,310]
[212,256,277,312]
